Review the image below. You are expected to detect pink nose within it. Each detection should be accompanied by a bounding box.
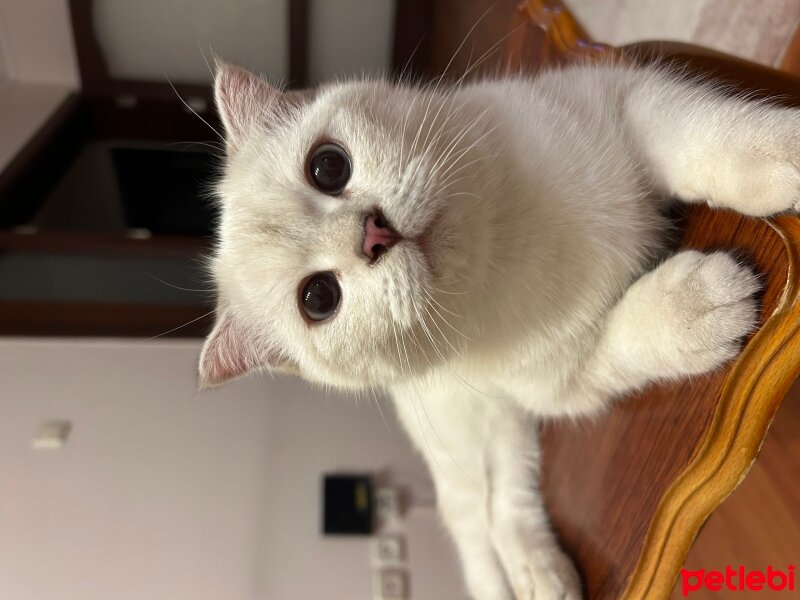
[363,212,403,260]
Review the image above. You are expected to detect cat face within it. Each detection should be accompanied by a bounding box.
[200,63,494,390]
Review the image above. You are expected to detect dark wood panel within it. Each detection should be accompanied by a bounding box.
[392,0,433,79]
[68,0,109,94]
[289,0,309,88]
[81,95,221,143]
[427,0,529,79]
[0,301,212,338]
[624,41,800,104]
[0,231,208,258]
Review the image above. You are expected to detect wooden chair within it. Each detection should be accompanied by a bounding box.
[500,1,800,598]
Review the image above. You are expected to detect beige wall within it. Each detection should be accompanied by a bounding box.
[92,0,395,85]
[0,27,8,81]
[0,338,465,600]
[93,0,289,84]
[570,0,800,67]
[0,81,74,172]
[0,0,77,171]
[0,0,79,86]
[308,0,396,85]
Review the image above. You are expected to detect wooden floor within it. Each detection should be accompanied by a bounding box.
[670,382,800,599]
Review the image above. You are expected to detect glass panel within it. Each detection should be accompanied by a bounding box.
[32,142,216,236]
[0,253,210,306]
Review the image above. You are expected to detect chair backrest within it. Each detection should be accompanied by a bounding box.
[504,2,800,598]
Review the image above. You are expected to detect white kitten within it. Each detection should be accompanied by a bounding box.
[199,60,799,599]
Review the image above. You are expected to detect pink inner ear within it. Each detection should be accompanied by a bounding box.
[199,312,259,387]
[214,62,280,145]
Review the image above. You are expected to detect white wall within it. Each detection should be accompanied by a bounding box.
[0,338,465,600]
[94,0,288,84]
[0,80,73,172]
[255,374,464,600]
[308,0,396,85]
[570,0,800,68]
[0,0,76,171]
[0,24,7,82]
[0,0,79,86]
[92,0,396,85]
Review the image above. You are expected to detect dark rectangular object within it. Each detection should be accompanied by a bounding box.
[322,474,373,535]
[110,147,216,236]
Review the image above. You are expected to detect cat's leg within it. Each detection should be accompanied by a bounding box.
[392,384,581,600]
[437,475,517,600]
[392,387,513,599]
[624,69,799,216]
[486,406,582,600]
[542,249,760,418]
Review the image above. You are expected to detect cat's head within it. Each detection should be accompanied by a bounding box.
[199,63,496,390]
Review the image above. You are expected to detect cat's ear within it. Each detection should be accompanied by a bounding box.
[214,61,281,149]
[198,308,294,388]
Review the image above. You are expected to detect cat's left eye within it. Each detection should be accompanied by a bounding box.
[308,143,351,195]
[300,271,341,321]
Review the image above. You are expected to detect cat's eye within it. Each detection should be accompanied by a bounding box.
[300,271,341,321]
[308,143,351,195]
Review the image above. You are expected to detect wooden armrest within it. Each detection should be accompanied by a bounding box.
[505,2,800,599]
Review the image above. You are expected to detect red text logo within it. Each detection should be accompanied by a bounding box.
[681,566,795,596]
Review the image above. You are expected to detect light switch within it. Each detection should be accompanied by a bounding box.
[31,420,72,449]
[372,534,405,565]
[373,568,408,600]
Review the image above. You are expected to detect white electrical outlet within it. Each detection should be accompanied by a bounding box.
[374,486,400,524]
[373,568,408,600]
[372,534,405,565]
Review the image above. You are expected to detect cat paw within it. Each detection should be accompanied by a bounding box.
[504,548,582,600]
[698,108,799,217]
[710,157,800,217]
[620,250,760,378]
[756,160,800,216]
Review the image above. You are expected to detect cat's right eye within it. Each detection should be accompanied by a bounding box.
[300,271,341,321]
[308,143,351,195]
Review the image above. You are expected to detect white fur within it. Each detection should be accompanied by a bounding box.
[203,61,799,599]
